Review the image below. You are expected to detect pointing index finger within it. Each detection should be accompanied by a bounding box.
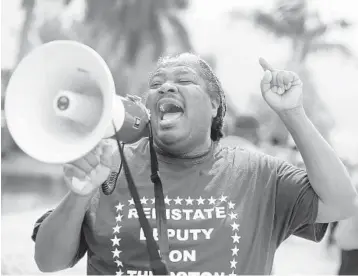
[259,57,275,72]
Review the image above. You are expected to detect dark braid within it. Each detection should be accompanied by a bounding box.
[153,53,227,142]
[196,59,227,141]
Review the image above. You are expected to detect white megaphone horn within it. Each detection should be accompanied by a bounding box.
[4,40,150,164]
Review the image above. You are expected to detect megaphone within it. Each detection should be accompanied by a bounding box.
[4,40,150,164]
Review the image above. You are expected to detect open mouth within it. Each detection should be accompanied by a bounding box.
[157,99,184,126]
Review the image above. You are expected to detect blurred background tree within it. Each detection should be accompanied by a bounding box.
[3,0,356,157]
[230,0,356,146]
[32,0,192,97]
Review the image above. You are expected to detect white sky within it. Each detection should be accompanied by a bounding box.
[2,0,358,161]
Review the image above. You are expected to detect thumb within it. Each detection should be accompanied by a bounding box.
[259,57,274,72]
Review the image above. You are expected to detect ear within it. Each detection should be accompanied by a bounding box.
[211,95,220,118]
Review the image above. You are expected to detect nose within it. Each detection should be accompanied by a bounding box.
[159,82,178,94]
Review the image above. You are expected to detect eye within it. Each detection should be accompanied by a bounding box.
[150,82,162,89]
[178,80,192,84]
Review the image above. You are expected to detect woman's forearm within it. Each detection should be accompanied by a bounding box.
[34,191,93,272]
[279,107,357,214]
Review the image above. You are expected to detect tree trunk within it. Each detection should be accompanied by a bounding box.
[17,0,36,63]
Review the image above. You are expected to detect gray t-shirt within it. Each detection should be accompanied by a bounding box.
[32,138,328,275]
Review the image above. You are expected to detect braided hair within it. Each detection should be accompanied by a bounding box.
[153,53,227,142]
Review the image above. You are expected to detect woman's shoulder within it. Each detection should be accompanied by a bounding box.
[217,141,279,173]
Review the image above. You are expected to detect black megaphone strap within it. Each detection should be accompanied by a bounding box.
[111,122,170,275]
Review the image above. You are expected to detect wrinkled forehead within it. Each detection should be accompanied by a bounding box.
[150,54,204,80]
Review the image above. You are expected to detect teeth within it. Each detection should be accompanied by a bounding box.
[159,103,182,112]
[163,112,182,121]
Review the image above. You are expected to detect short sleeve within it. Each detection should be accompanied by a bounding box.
[273,160,328,244]
[31,209,88,267]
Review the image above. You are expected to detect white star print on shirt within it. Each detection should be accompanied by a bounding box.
[228,201,235,209]
[111,235,121,246]
[197,196,205,205]
[173,196,183,204]
[114,260,123,267]
[185,197,194,205]
[115,202,124,211]
[230,222,240,231]
[140,197,148,204]
[228,212,238,220]
[112,248,121,258]
[219,195,227,202]
[230,259,237,269]
[231,246,239,256]
[113,225,121,234]
[231,233,241,244]
[115,214,123,222]
[164,196,172,205]
[208,196,216,205]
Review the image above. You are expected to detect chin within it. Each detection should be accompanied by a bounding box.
[154,127,190,153]
[156,129,186,145]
